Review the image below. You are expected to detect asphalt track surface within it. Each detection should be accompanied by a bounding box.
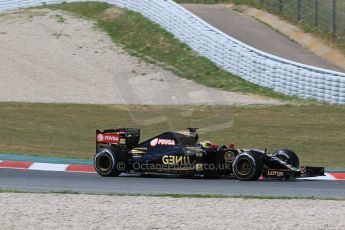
[1,169,345,198]
[182,4,343,72]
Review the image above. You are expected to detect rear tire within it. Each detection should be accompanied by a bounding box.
[273,149,299,168]
[232,151,263,181]
[94,148,124,177]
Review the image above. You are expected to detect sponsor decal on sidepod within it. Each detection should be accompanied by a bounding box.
[150,138,176,146]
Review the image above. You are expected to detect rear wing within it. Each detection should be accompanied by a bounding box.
[96,128,140,151]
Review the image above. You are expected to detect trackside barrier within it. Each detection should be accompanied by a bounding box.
[1,0,345,104]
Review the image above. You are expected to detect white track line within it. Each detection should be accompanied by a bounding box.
[298,173,336,180]
[29,163,68,172]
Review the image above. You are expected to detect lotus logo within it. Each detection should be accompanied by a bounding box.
[267,170,284,177]
[224,151,235,162]
[150,138,175,146]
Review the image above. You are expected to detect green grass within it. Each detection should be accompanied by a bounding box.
[39,2,298,101]
[1,102,345,167]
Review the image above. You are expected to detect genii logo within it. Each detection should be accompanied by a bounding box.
[150,138,175,146]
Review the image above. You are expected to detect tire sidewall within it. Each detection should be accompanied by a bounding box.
[232,152,260,181]
[273,149,300,168]
[94,148,118,176]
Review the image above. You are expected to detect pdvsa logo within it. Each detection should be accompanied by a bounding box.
[150,138,175,146]
[96,133,119,143]
[97,134,104,142]
[104,135,119,142]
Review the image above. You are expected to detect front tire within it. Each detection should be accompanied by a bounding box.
[94,148,124,177]
[232,151,263,181]
[273,149,300,168]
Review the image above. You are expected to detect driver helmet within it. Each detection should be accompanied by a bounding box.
[198,141,212,150]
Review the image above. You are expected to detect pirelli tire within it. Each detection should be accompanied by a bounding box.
[94,148,125,177]
[273,149,300,168]
[232,151,263,181]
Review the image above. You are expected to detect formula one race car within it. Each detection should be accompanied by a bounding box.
[94,128,324,181]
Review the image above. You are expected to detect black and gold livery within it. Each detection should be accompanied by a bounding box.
[94,128,324,181]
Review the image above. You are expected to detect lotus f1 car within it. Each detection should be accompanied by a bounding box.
[94,128,324,181]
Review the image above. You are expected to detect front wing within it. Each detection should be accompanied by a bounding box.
[262,166,325,179]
